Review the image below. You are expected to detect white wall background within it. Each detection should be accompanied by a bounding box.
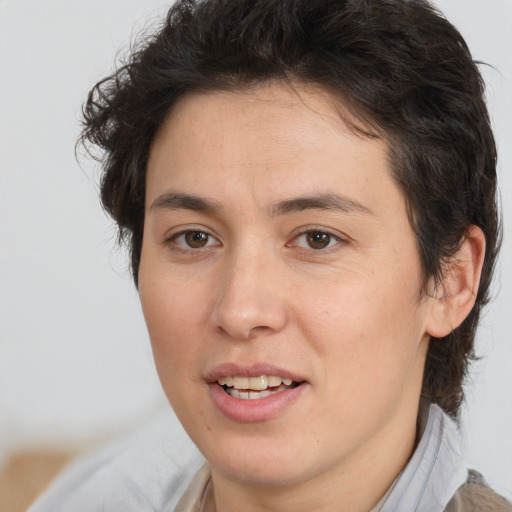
[0,0,511,499]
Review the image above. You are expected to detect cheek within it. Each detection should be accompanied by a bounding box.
[138,268,206,378]
[295,267,426,389]
[139,276,210,430]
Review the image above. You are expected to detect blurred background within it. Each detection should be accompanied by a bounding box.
[0,0,510,509]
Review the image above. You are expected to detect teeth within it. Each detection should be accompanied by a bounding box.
[233,376,249,389]
[218,376,234,386]
[267,375,282,387]
[226,388,283,400]
[253,390,271,399]
[249,375,268,390]
[217,375,295,391]
[227,389,273,400]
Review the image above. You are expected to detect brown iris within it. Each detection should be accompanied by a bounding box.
[185,231,209,248]
[306,231,331,249]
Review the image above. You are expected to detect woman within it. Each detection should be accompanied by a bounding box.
[29,0,510,510]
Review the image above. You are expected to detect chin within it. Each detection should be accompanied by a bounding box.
[214,458,313,488]
[196,428,331,488]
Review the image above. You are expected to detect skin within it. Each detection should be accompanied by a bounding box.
[138,82,475,512]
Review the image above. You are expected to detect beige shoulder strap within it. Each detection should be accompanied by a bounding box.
[444,471,512,512]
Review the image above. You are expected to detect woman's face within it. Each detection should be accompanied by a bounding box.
[139,83,436,490]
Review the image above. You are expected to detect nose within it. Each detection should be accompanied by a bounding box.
[211,252,288,340]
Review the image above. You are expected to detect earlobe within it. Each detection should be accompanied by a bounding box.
[426,226,486,339]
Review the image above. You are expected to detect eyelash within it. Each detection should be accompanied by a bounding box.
[289,228,347,252]
[165,229,220,251]
[164,227,348,253]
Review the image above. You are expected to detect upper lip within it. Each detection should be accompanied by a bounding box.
[204,362,306,383]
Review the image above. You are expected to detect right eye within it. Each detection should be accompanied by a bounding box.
[170,230,220,249]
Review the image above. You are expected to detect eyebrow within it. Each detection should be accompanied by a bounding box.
[148,191,373,217]
[149,192,223,214]
[268,193,373,217]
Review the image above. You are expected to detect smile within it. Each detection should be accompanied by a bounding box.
[217,375,299,400]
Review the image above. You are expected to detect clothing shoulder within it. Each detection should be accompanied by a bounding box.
[28,411,203,512]
[445,470,512,512]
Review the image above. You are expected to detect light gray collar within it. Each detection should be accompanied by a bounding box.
[380,404,468,512]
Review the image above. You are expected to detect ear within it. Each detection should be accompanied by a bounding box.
[426,226,486,338]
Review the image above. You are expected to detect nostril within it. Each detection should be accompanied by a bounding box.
[216,323,278,341]
[249,325,275,337]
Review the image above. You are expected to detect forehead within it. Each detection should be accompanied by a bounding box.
[153,82,377,152]
[145,82,402,222]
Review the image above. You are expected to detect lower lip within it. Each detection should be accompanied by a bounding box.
[208,382,308,422]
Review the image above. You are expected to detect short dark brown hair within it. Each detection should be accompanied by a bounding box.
[80,0,501,417]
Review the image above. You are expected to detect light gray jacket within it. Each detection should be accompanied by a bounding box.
[29,406,511,512]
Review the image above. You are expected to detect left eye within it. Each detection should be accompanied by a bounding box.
[293,230,341,250]
[172,230,219,249]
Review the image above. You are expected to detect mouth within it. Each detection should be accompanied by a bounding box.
[207,366,308,421]
[217,375,301,400]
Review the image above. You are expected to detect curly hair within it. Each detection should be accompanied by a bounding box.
[79,0,501,417]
